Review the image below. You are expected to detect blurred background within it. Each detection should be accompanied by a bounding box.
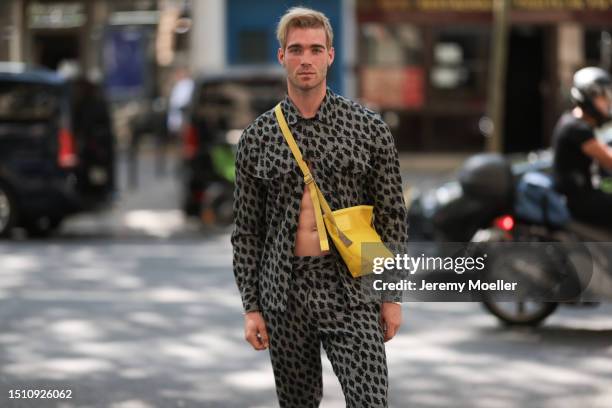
[2,0,612,153]
[1,1,612,407]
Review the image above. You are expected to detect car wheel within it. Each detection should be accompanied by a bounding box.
[0,182,17,238]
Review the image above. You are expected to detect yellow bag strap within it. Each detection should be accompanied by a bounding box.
[274,103,328,251]
[273,103,353,249]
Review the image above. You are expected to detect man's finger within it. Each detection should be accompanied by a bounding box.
[384,324,399,342]
[245,332,259,349]
[252,336,267,350]
[257,323,270,348]
[384,330,394,342]
[246,331,266,350]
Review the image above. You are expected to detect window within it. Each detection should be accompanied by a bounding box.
[361,23,423,67]
[359,23,425,109]
[584,28,612,70]
[430,27,489,99]
[0,82,61,121]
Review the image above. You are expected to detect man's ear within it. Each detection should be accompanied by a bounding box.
[328,46,335,67]
[277,48,285,66]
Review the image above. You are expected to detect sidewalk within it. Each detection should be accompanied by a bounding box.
[60,149,203,239]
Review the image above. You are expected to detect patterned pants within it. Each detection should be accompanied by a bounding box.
[262,254,389,408]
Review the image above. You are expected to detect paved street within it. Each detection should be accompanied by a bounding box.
[1,152,611,408]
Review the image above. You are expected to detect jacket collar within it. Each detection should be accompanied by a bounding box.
[281,88,336,125]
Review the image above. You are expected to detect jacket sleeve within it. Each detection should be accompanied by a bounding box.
[369,117,409,244]
[231,127,266,313]
[368,117,409,303]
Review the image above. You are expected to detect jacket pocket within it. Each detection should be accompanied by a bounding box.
[253,142,295,203]
[319,137,371,174]
[339,153,371,176]
[319,143,373,209]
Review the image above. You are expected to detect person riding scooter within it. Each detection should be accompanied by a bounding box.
[552,66,612,229]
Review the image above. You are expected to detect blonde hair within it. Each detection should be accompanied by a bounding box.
[276,7,334,50]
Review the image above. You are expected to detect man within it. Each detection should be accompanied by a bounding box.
[231,7,408,407]
[167,66,194,140]
[553,66,612,228]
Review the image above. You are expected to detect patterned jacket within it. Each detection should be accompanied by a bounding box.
[231,89,408,312]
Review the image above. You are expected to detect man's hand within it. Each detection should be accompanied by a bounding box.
[244,311,269,350]
[380,302,402,342]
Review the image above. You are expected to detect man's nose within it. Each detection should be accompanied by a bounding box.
[300,51,315,65]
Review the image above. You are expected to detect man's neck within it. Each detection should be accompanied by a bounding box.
[287,83,327,119]
[572,106,597,128]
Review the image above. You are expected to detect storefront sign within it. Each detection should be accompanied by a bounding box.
[358,0,612,12]
[361,67,425,109]
[103,28,147,99]
[28,2,86,29]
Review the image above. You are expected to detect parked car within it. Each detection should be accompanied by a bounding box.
[0,63,114,237]
[68,75,116,210]
[180,67,286,222]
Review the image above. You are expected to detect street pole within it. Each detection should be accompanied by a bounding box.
[8,0,24,62]
[486,0,510,153]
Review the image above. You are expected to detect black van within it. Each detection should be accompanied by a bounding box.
[0,63,114,237]
[180,67,286,219]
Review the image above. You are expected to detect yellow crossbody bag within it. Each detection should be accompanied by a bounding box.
[274,104,393,278]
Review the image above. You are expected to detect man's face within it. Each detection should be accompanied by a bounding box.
[593,89,612,119]
[278,27,334,92]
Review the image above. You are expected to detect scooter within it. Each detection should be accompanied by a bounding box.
[408,150,612,326]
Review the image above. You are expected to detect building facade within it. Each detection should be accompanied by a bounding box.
[357,0,612,152]
[0,0,190,99]
[3,1,611,153]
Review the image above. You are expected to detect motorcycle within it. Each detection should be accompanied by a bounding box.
[408,149,612,326]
